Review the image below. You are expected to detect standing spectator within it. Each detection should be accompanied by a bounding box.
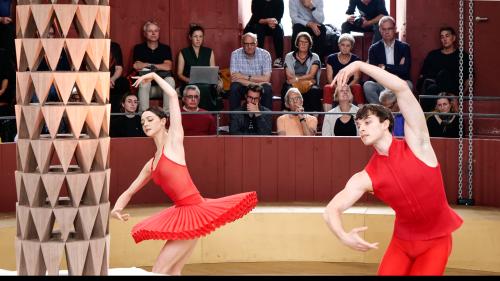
[110,41,130,113]
[322,85,359,136]
[341,0,388,45]
[282,32,322,113]
[289,0,326,62]
[426,93,459,138]
[177,24,219,111]
[379,89,404,137]
[244,0,285,68]
[132,20,175,113]
[229,84,272,135]
[110,93,145,138]
[417,27,470,112]
[323,33,364,112]
[277,87,317,136]
[364,16,412,104]
[180,85,217,136]
[229,32,273,111]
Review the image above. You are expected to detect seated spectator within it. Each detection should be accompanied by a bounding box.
[282,32,322,113]
[323,33,364,112]
[379,89,404,137]
[243,0,285,68]
[417,27,470,112]
[132,20,175,113]
[341,0,388,45]
[322,85,359,136]
[289,0,326,62]
[229,84,272,135]
[177,24,220,111]
[426,92,459,138]
[229,32,273,111]
[109,41,130,113]
[277,87,317,136]
[110,93,146,138]
[180,85,217,136]
[364,16,412,104]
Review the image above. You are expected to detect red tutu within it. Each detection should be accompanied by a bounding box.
[131,192,258,243]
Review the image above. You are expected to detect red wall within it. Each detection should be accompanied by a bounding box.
[1,137,500,213]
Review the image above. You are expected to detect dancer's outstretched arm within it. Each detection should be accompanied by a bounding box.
[333,61,436,164]
[323,171,379,252]
[111,158,153,221]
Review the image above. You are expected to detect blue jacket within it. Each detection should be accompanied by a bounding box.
[368,39,411,81]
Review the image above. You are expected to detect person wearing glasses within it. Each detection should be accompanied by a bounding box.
[180,85,217,136]
[229,32,273,111]
[363,16,412,104]
[110,93,146,138]
[229,84,272,135]
[277,87,317,136]
[379,89,404,137]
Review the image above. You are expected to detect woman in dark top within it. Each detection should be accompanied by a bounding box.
[110,93,146,138]
[176,24,218,111]
[426,93,459,138]
[323,33,364,112]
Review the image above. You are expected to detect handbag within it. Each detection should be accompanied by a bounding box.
[292,79,314,94]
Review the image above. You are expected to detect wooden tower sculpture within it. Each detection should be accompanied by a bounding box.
[15,0,111,275]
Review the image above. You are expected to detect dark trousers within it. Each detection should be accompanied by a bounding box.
[418,69,459,112]
[244,23,284,60]
[291,23,327,62]
[341,22,382,45]
[229,82,273,111]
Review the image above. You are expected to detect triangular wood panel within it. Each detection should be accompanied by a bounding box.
[94,72,109,104]
[75,139,99,173]
[41,173,65,208]
[65,39,88,70]
[86,172,105,205]
[41,242,65,276]
[17,205,33,240]
[75,5,98,38]
[85,238,105,275]
[102,169,110,202]
[76,72,99,104]
[95,137,109,170]
[53,139,78,173]
[85,105,105,138]
[30,207,54,242]
[16,5,31,38]
[22,105,44,139]
[96,202,109,235]
[15,238,27,276]
[102,39,110,69]
[31,4,54,37]
[65,106,89,138]
[16,72,33,105]
[53,72,77,104]
[95,6,110,39]
[65,240,90,276]
[66,173,89,207]
[76,205,99,240]
[17,139,32,173]
[102,235,110,275]
[15,39,29,72]
[53,4,77,37]
[30,139,54,173]
[41,106,66,139]
[22,38,42,71]
[22,240,47,275]
[41,39,66,71]
[86,39,105,71]
[101,104,111,136]
[53,207,78,242]
[15,105,30,140]
[16,171,29,205]
[31,72,54,105]
[22,173,44,207]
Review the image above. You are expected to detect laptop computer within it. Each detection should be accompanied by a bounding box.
[189,66,219,85]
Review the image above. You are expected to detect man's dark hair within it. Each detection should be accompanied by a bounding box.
[144,106,168,120]
[246,84,263,96]
[439,26,456,36]
[355,104,394,133]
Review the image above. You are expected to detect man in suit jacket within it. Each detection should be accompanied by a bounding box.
[363,16,413,104]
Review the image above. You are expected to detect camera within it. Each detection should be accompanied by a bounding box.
[353,16,364,27]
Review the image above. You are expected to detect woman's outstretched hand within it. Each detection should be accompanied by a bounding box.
[132,72,157,88]
[332,61,363,88]
[111,208,130,222]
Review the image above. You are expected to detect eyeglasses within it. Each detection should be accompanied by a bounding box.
[289,96,303,103]
[185,95,200,100]
[298,40,309,45]
[243,42,257,47]
[246,96,260,102]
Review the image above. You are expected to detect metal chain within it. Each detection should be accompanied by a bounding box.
[458,0,465,200]
[467,0,474,200]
